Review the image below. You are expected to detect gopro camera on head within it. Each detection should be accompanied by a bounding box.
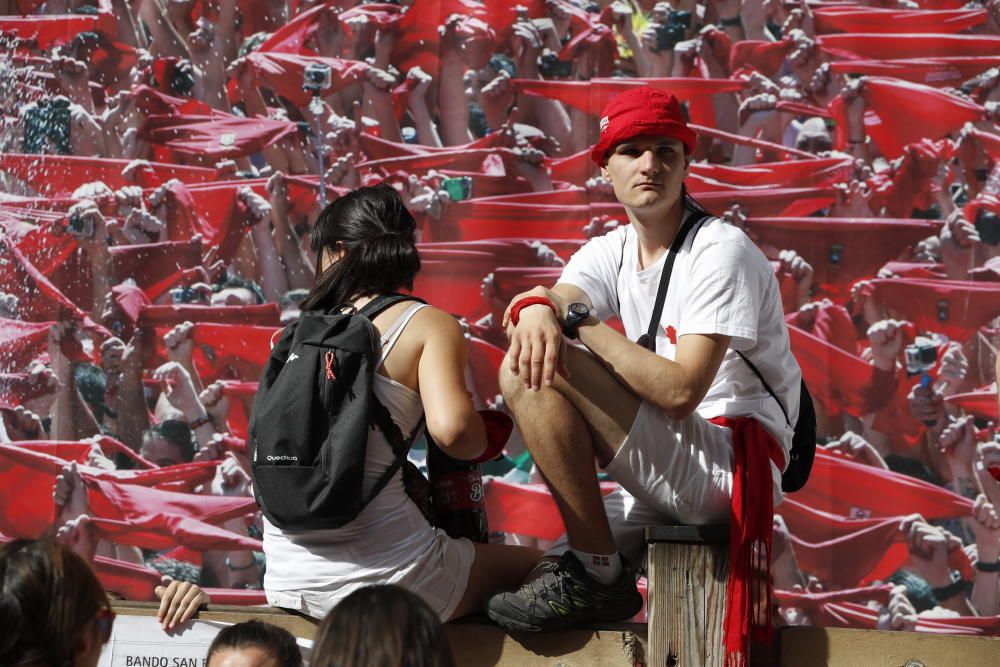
[904,336,937,377]
[537,52,573,78]
[975,208,1000,247]
[66,210,94,238]
[302,63,333,95]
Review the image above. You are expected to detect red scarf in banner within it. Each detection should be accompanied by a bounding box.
[775,584,894,608]
[256,3,324,54]
[863,278,1000,342]
[813,7,986,34]
[688,123,815,160]
[879,262,946,280]
[481,0,548,45]
[558,22,616,76]
[707,416,783,667]
[509,77,746,117]
[945,391,998,421]
[147,323,276,382]
[829,78,983,160]
[785,301,858,353]
[245,52,371,107]
[0,445,216,537]
[0,153,217,195]
[12,438,152,469]
[791,518,908,588]
[829,57,1000,88]
[794,449,973,521]
[139,115,298,161]
[0,12,115,50]
[110,239,203,293]
[357,133,509,163]
[692,187,837,218]
[484,480,619,540]
[86,515,261,552]
[413,251,498,318]
[691,157,851,190]
[138,303,281,329]
[467,337,505,403]
[747,217,939,298]
[360,148,519,175]
[728,40,793,77]
[0,317,55,371]
[547,149,597,184]
[488,268,564,306]
[148,180,252,265]
[0,235,102,335]
[788,326,876,418]
[873,139,954,217]
[820,601,1000,635]
[818,33,1000,61]
[131,85,217,118]
[93,555,162,601]
[0,372,54,408]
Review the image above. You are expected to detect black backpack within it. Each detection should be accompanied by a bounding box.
[249,294,426,530]
[636,212,817,493]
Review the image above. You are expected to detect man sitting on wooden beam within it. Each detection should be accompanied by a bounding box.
[487,87,802,655]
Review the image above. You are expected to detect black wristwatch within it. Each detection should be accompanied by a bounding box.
[563,303,591,339]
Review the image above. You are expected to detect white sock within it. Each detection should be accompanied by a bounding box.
[570,548,622,585]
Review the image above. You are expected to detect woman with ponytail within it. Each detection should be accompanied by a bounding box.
[0,539,114,667]
[262,184,543,622]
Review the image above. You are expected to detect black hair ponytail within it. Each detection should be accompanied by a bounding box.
[301,184,421,312]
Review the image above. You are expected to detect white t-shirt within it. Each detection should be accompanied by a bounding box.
[559,211,801,482]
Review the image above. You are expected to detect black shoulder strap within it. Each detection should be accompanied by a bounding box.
[363,400,425,508]
[356,292,428,507]
[735,351,792,427]
[638,212,711,351]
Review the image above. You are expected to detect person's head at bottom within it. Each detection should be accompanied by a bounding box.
[590,87,699,227]
[311,585,455,667]
[0,538,115,667]
[206,620,302,667]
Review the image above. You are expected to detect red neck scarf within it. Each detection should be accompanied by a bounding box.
[708,416,784,667]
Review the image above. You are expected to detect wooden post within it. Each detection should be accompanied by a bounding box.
[646,525,729,667]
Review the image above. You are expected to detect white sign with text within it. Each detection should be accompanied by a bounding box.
[98,615,312,667]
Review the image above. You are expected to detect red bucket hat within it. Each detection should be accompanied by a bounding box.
[590,87,697,166]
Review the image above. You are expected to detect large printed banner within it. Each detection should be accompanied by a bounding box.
[1,0,999,639]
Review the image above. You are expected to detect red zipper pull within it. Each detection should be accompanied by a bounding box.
[325,350,336,380]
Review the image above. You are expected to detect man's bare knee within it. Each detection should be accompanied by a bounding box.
[498,362,527,406]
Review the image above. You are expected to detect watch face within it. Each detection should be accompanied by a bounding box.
[569,303,589,317]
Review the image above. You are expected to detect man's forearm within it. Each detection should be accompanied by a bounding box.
[576,319,700,419]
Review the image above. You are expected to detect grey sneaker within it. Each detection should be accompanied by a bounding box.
[486,551,643,632]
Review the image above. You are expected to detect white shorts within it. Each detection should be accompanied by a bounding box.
[547,400,735,565]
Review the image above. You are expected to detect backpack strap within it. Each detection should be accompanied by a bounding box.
[380,302,429,360]
[734,351,791,427]
[363,401,425,508]
[637,211,711,351]
[359,293,428,507]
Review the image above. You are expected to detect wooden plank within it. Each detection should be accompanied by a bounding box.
[112,601,646,666]
[648,539,729,667]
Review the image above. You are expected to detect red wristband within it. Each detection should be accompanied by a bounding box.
[510,297,556,326]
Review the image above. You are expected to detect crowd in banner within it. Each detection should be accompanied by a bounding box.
[1,0,1000,635]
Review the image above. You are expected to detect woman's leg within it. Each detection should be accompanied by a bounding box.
[447,543,544,621]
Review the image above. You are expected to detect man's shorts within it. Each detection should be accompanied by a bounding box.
[546,400,735,565]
